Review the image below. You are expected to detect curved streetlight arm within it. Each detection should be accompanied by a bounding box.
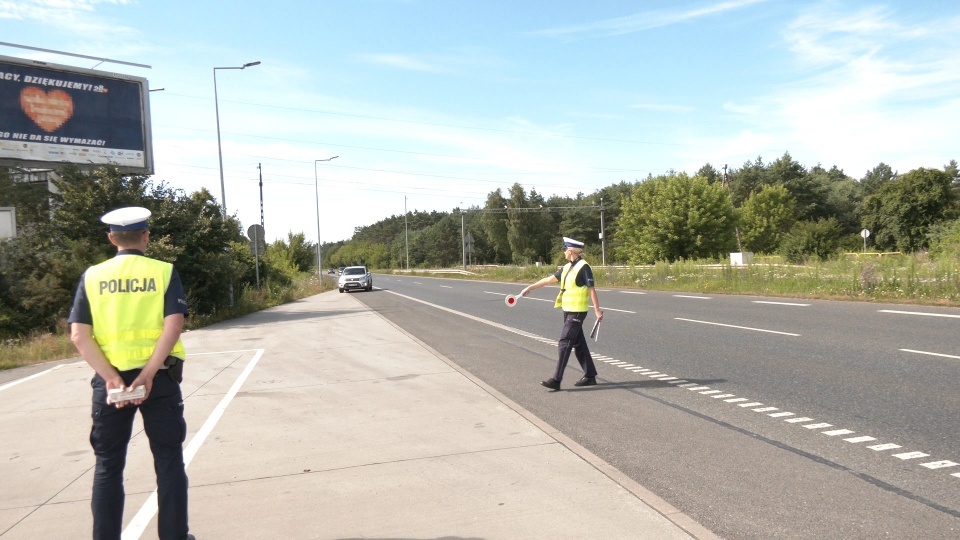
[213,61,261,218]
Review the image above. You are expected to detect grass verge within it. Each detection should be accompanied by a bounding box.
[1,274,334,371]
[5,255,958,371]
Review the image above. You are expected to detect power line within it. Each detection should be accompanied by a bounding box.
[159,91,697,148]
[154,123,653,175]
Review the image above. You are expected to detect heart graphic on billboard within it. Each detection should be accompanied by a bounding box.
[20,87,75,133]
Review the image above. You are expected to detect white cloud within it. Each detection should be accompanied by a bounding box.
[530,0,769,38]
[712,4,960,175]
[355,53,447,73]
[630,103,694,113]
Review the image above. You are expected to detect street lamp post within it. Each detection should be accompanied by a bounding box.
[214,61,260,217]
[460,204,466,270]
[600,197,606,266]
[314,156,339,280]
[404,196,410,270]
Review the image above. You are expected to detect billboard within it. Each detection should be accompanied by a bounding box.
[0,55,153,174]
[0,207,14,238]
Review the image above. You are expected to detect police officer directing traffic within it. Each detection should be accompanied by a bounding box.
[68,207,193,540]
[520,236,604,390]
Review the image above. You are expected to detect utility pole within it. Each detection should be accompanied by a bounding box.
[258,163,265,229]
[723,164,744,252]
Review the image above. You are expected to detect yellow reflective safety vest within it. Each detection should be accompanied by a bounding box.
[554,259,590,312]
[83,255,186,371]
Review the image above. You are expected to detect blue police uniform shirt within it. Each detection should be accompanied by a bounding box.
[553,256,595,288]
[67,250,189,325]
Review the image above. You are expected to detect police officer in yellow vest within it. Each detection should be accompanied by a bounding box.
[520,236,604,390]
[68,207,193,540]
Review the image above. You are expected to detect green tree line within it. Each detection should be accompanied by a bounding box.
[3,153,959,339]
[329,152,959,269]
[0,165,318,339]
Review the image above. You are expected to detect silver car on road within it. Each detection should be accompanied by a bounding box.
[338,266,373,293]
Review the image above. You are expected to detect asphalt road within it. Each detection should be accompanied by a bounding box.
[352,273,960,539]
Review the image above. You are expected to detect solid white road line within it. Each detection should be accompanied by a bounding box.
[900,349,960,360]
[0,363,71,393]
[674,295,711,300]
[390,288,960,482]
[123,348,265,540]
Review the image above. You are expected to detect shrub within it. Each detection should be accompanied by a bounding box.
[779,218,842,263]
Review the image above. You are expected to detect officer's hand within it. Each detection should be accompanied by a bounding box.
[127,373,154,407]
[596,310,604,321]
[104,376,130,408]
[520,287,530,297]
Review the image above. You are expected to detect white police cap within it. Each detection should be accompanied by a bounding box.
[563,236,584,249]
[101,207,151,231]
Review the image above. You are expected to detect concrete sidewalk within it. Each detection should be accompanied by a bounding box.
[0,290,717,539]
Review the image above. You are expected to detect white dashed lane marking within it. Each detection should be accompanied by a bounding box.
[869,443,902,451]
[675,318,801,337]
[921,461,959,470]
[894,451,931,460]
[879,309,960,319]
[899,349,960,361]
[386,288,959,483]
[576,345,958,481]
[822,429,855,436]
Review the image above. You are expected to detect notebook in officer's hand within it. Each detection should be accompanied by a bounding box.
[590,317,601,341]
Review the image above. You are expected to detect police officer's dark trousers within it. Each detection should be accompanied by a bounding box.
[90,369,188,540]
[553,311,598,381]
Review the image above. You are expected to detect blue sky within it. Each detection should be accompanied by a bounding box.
[3,0,958,243]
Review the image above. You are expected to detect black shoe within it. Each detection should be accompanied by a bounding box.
[540,378,561,390]
[574,376,597,387]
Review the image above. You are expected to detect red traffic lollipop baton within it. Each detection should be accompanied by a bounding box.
[504,294,521,307]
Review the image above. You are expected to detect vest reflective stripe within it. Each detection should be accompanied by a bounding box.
[84,255,186,371]
[554,259,590,312]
